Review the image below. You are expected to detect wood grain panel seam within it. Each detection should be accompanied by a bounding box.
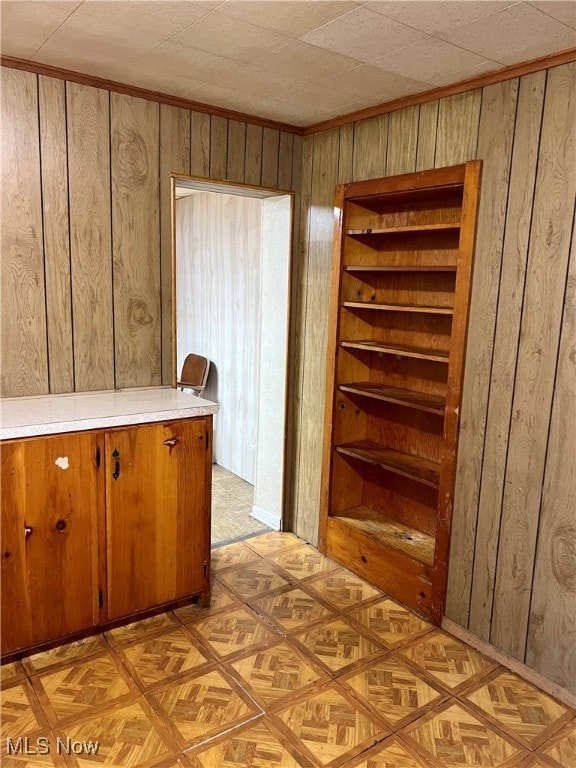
[157,104,163,383]
[408,104,422,173]
[62,80,76,390]
[467,79,522,630]
[487,70,549,644]
[108,89,117,388]
[471,73,547,638]
[523,200,576,664]
[36,72,51,393]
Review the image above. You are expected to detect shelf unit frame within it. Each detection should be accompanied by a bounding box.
[319,162,482,624]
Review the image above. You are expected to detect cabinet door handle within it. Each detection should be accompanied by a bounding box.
[163,438,179,447]
[24,525,33,540]
[112,449,120,480]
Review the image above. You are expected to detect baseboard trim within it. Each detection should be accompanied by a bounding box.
[442,617,576,709]
[251,504,281,531]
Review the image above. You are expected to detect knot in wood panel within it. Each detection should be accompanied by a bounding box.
[551,524,576,590]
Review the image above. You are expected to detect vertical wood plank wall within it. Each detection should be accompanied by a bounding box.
[1,62,574,694]
[0,67,300,395]
[294,62,576,693]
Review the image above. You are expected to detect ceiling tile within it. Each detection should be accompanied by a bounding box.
[182,80,301,122]
[300,5,429,62]
[0,1,81,58]
[130,40,238,83]
[171,9,293,63]
[364,0,516,35]
[217,0,359,37]
[528,1,576,28]
[322,64,433,100]
[73,1,211,41]
[373,38,502,85]
[244,40,360,84]
[439,2,576,65]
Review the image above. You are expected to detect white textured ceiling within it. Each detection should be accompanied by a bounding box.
[1,0,574,126]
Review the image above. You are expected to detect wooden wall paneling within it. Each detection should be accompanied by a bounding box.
[287,135,313,533]
[67,82,114,392]
[226,119,246,183]
[435,90,482,168]
[245,123,263,186]
[445,79,518,627]
[111,93,161,388]
[159,104,190,385]
[0,68,48,397]
[526,217,576,694]
[415,100,439,171]
[294,129,339,544]
[262,127,280,188]
[386,106,419,176]
[209,114,228,181]
[468,72,546,638]
[38,75,73,394]
[352,115,388,181]
[284,133,304,532]
[191,110,210,177]
[278,131,294,190]
[337,122,354,184]
[491,63,576,659]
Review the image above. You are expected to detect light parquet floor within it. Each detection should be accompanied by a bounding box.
[1,532,574,768]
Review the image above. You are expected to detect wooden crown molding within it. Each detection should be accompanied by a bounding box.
[304,46,576,135]
[2,46,575,138]
[0,55,305,136]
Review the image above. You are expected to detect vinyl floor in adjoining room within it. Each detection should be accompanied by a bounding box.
[1,532,575,768]
[211,464,271,545]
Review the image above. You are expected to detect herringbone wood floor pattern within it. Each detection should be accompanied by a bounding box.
[1,532,574,768]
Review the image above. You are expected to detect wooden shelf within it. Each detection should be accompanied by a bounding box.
[341,340,450,363]
[343,301,453,315]
[336,440,440,489]
[344,265,457,273]
[330,506,435,566]
[338,382,446,416]
[346,223,460,236]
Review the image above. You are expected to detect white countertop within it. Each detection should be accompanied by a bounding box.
[0,387,219,440]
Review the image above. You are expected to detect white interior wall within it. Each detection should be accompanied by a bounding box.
[176,191,262,483]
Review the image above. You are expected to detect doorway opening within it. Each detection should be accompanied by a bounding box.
[172,175,293,547]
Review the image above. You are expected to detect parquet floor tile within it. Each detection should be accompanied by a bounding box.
[120,628,214,689]
[61,698,174,768]
[275,684,389,766]
[151,668,261,749]
[229,640,326,708]
[190,719,306,768]
[540,720,576,767]
[105,612,179,647]
[211,542,260,573]
[173,581,237,624]
[34,653,135,724]
[342,655,446,727]
[218,560,292,601]
[243,531,302,557]
[346,736,436,767]
[188,606,280,659]
[23,635,107,676]
[465,671,571,749]
[252,587,336,632]
[269,544,338,581]
[403,702,523,767]
[0,660,26,686]
[399,631,496,691]
[349,599,432,649]
[305,569,383,611]
[0,682,44,740]
[291,617,386,674]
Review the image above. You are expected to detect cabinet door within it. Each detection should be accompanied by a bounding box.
[105,419,210,620]
[1,433,101,655]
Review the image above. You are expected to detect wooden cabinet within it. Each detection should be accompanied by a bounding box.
[105,419,210,620]
[320,163,481,624]
[1,416,212,656]
[1,433,100,655]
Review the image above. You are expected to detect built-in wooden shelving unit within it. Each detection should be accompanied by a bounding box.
[320,162,482,624]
